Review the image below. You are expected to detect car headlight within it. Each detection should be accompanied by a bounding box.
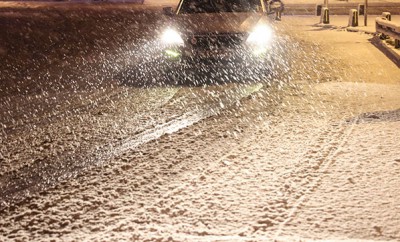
[246,25,273,46]
[161,28,184,46]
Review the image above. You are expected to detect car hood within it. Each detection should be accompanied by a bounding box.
[171,12,268,35]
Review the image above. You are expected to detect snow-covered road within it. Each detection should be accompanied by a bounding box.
[0,7,400,241]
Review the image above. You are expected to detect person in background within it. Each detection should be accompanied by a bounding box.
[267,0,284,20]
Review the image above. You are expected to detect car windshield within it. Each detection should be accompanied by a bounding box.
[179,0,262,14]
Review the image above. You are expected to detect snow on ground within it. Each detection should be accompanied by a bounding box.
[0,12,400,242]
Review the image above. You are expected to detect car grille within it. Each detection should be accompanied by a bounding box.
[186,33,247,50]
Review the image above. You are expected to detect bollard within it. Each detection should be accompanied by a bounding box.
[348,9,359,27]
[358,4,365,15]
[382,12,391,21]
[316,4,322,16]
[320,7,329,24]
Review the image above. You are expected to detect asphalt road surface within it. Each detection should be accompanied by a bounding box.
[0,4,400,241]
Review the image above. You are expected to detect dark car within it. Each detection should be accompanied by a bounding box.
[123,0,283,85]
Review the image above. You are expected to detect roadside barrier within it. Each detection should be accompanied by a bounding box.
[382,12,391,21]
[348,9,359,27]
[321,7,330,24]
[376,15,400,48]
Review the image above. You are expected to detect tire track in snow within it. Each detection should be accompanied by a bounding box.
[0,83,262,211]
[0,87,179,178]
[122,85,290,239]
[272,118,358,239]
[0,87,179,209]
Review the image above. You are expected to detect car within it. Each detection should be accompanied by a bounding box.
[122,0,285,86]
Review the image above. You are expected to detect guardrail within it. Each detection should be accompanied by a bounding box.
[376,15,400,48]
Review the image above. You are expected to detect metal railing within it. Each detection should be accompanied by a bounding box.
[375,14,400,48]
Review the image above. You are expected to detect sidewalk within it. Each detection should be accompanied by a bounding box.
[317,15,400,33]
[316,14,400,62]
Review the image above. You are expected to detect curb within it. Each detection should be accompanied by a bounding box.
[346,26,376,35]
[315,23,374,34]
